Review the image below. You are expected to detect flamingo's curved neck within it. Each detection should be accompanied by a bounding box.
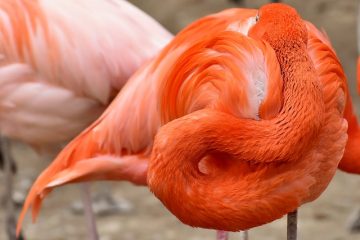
[185,44,325,164]
[262,46,325,160]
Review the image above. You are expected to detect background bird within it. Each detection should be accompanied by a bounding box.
[332,0,360,178]
[0,0,172,239]
[332,1,360,233]
[346,58,360,233]
[17,3,349,240]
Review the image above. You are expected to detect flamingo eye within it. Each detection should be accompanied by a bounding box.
[255,14,260,22]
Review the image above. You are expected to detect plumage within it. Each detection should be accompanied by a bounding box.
[18,3,348,235]
[337,56,360,174]
[0,0,172,149]
[0,0,172,237]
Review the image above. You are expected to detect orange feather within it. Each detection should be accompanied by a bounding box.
[337,56,360,173]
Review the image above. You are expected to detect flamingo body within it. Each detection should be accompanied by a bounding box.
[0,0,172,149]
[18,4,348,233]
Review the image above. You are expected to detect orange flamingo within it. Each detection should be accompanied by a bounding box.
[333,2,360,231]
[18,3,348,239]
[0,0,172,239]
[337,0,360,174]
[338,64,360,174]
[338,56,360,232]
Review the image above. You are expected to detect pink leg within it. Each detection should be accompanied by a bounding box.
[1,137,18,240]
[81,183,99,240]
[240,230,248,240]
[216,230,229,240]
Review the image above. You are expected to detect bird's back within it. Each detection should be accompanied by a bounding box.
[0,0,172,148]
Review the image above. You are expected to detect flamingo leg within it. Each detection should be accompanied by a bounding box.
[216,230,229,240]
[1,136,22,240]
[73,182,132,217]
[216,230,248,240]
[348,208,360,232]
[81,183,99,240]
[240,230,249,240]
[93,182,133,217]
[287,209,298,240]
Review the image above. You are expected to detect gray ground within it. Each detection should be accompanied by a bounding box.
[1,0,360,239]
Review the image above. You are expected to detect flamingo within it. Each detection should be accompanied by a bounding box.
[334,1,360,232]
[0,0,172,239]
[329,55,360,232]
[17,3,348,240]
[340,56,360,231]
[338,0,360,175]
[349,57,360,236]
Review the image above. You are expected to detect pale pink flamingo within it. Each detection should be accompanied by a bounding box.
[0,0,172,239]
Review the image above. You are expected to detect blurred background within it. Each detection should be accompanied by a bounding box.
[1,0,360,239]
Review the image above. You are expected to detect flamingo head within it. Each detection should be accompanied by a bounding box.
[249,3,308,50]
